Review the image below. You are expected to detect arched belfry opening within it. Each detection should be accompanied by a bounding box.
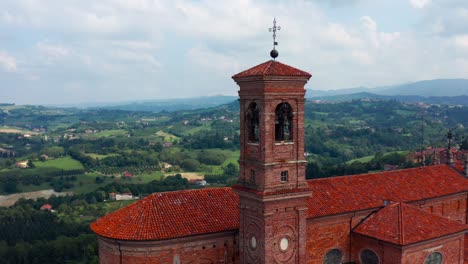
[275,102,293,142]
[246,102,260,142]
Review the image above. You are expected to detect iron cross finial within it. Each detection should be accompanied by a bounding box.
[268,18,281,59]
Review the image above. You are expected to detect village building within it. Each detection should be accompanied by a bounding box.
[122,171,133,178]
[0,147,15,157]
[40,204,53,211]
[189,179,208,186]
[15,160,29,168]
[91,40,467,263]
[410,147,468,166]
[109,192,134,201]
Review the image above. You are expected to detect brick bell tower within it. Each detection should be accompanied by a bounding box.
[232,19,312,264]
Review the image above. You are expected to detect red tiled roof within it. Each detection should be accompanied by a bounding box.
[307,165,468,217]
[91,165,467,241]
[91,188,239,241]
[353,202,467,245]
[232,60,311,79]
[40,204,52,210]
[123,171,133,177]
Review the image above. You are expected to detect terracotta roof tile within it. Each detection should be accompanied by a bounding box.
[307,165,467,217]
[232,60,311,79]
[353,202,467,245]
[91,188,239,241]
[91,165,467,241]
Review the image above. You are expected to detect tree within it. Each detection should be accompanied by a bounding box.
[27,159,35,168]
[223,163,238,177]
[41,146,65,158]
[460,138,468,150]
[181,159,200,171]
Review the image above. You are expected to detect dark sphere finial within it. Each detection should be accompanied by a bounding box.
[270,49,279,59]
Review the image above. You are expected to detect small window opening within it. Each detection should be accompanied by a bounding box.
[281,171,288,182]
[250,170,256,184]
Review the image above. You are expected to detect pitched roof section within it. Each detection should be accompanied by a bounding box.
[91,188,239,241]
[91,165,467,241]
[307,165,468,218]
[353,202,467,245]
[232,60,312,79]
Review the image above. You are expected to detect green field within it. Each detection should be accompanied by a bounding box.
[131,171,164,183]
[156,130,179,141]
[19,182,51,192]
[346,151,409,164]
[0,125,38,135]
[85,153,118,159]
[89,129,127,138]
[202,149,239,174]
[34,156,84,170]
[73,173,107,194]
[346,155,374,164]
[104,200,136,213]
[176,122,212,136]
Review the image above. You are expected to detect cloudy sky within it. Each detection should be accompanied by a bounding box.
[1,0,467,105]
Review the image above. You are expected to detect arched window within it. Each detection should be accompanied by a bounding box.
[424,252,442,264]
[246,102,259,142]
[323,249,343,264]
[275,102,293,141]
[360,249,379,264]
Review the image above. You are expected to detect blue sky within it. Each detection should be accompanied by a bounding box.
[0,0,467,105]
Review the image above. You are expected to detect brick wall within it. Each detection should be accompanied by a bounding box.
[414,193,467,224]
[98,231,239,264]
[306,193,467,263]
[237,192,310,264]
[306,210,373,264]
[351,234,401,264]
[402,233,465,264]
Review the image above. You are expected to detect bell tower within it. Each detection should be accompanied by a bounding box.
[232,19,312,264]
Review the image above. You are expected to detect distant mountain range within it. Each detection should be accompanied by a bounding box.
[306,79,468,106]
[308,92,468,105]
[88,79,467,112]
[307,79,468,97]
[93,96,238,112]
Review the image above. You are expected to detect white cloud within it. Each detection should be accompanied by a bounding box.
[187,46,240,74]
[453,35,468,50]
[0,0,467,104]
[360,16,377,31]
[1,11,24,25]
[410,0,430,9]
[0,52,17,72]
[37,42,70,58]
